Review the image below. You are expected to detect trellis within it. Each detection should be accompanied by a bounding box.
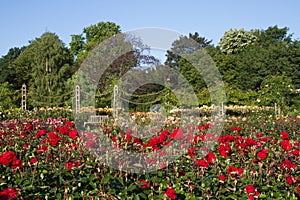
[75,85,80,114]
[17,84,282,118]
[21,84,26,111]
[113,85,118,120]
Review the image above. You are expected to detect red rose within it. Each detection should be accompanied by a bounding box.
[48,132,62,146]
[298,187,300,195]
[257,149,268,160]
[140,180,150,189]
[11,158,23,169]
[65,121,75,127]
[159,130,168,144]
[219,134,235,143]
[188,148,198,158]
[244,185,255,194]
[148,137,160,149]
[36,145,48,154]
[64,161,80,170]
[292,149,299,156]
[205,152,216,164]
[25,123,33,131]
[30,157,38,164]
[219,175,226,182]
[36,129,48,138]
[0,151,16,166]
[286,176,294,185]
[0,187,18,199]
[230,126,241,131]
[280,131,289,140]
[280,140,292,151]
[204,123,212,129]
[165,188,176,199]
[256,132,264,138]
[230,126,235,131]
[227,165,244,176]
[218,143,231,157]
[280,159,296,170]
[170,128,184,140]
[197,159,209,168]
[59,126,70,135]
[68,129,78,139]
[133,138,141,144]
[125,133,132,142]
[248,194,254,200]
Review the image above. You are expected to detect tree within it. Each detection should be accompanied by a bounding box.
[164,33,214,96]
[165,32,212,69]
[0,82,17,109]
[215,25,300,92]
[72,31,160,109]
[259,74,295,113]
[0,47,25,87]
[219,28,257,54]
[253,25,292,46]
[13,32,73,107]
[70,21,121,65]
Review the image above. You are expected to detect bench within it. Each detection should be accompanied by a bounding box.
[84,115,109,127]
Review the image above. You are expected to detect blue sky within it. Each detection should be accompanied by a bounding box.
[1,0,300,57]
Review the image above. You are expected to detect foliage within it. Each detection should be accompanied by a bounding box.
[0,82,17,110]
[0,47,25,88]
[1,23,300,113]
[10,32,73,108]
[69,21,121,64]
[219,28,257,54]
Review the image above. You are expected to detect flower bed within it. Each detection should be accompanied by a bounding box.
[0,114,299,199]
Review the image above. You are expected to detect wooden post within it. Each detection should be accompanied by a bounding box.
[21,84,26,111]
[275,103,277,117]
[75,85,80,114]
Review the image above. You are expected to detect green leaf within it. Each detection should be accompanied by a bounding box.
[139,193,147,199]
[103,176,110,184]
[56,193,62,199]
[127,185,137,191]
[134,194,140,200]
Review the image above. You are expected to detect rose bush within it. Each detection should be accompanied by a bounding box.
[0,113,299,199]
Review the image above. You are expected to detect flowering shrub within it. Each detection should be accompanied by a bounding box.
[0,114,299,199]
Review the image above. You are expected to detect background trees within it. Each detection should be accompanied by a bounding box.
[0,23,299,112]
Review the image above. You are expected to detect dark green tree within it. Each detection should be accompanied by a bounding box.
[13,32,73,107]
[165,32,212,69]
[164,33,214,97]
[0,47,25,87]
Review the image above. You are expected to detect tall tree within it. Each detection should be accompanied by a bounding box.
[165,32,212,69]
[13,32,73,107]
[164,33,213,94]
[69,21,121,65]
